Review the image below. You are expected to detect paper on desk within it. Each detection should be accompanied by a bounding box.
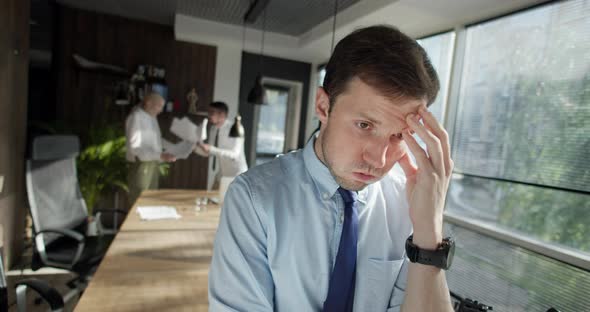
[162,140,195,159]
[136,206,181,221]
[170,117,207,143]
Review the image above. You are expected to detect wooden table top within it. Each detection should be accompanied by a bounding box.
[75,189,221,312]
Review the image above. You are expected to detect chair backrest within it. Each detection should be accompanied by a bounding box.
[26,135,88,245]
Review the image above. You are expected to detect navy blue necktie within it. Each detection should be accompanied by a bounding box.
[212,129,219,170]
[323,187,359,312]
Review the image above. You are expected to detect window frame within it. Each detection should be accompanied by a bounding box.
[421,0,590,270]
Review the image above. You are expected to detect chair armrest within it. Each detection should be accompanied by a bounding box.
[16,279,64,311]
[34,228,85,269]
[35,228,84,242]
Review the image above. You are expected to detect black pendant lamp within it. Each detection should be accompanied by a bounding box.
[247,75,265,104]
[247,7,267,105]
[229,115,245,138]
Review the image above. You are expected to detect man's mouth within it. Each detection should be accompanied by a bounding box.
[352,172,376,182]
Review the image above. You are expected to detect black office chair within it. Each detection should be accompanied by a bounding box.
[451,291,562,312]
[25,135,123,282]
[451,291,493,311]
[1,252,64,312]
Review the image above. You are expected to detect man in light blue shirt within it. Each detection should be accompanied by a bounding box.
[209,25,455,312]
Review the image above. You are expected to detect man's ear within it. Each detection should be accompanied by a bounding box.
[315,87,330,124]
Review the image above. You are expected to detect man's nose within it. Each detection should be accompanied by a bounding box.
[362,138,388,169]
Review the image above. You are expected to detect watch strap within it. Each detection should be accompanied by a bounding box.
[405,235,454,270]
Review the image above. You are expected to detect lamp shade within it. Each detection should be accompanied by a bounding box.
[247,74,265,105]
[229,115,245,138]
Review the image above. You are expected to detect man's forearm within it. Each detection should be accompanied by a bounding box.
[401,232,453,312]
[401,263,453,312]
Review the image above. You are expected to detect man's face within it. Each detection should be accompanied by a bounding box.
[208,107,227,127]
[146,98,164,116]
[315,77,425,191]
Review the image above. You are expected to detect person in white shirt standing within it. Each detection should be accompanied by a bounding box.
[125,92,176,205]
[196,101,248,188]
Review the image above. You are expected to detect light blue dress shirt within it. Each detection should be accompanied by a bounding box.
[209,137,412,311]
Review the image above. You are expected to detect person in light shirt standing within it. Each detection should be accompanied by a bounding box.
[125,92,176,205]
[196,101,248,189]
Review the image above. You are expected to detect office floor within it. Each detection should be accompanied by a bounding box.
[5,246,80,312]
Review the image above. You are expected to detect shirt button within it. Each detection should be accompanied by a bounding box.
[340,214,344,224]
[322,193,330,200]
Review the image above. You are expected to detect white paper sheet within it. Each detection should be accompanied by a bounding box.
[199,118,208,142]
[136,206,181,221]
[170,117,208,143]
[161,139,174,152]
[163,140,195,159]
[170,117,198,142]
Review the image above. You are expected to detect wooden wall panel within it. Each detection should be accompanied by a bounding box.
[0,0,30,268]
[55,6,216,190]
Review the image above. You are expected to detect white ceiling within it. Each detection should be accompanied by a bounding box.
[56,0,549,36]
[57,0,549,62]
[176,0,361,36]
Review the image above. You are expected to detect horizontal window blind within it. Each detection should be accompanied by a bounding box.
[452,0,590,193]
[446,223,590,311]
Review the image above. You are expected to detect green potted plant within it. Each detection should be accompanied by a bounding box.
[77,124,129,215]
[77,124,171,214]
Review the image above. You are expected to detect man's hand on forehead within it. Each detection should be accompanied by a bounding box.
[398,105,453,248]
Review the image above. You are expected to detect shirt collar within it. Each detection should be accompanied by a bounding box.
[303,133,369,204]
[137,106,152,118]
[357,186,368,204]
[215,119,231,130]
[211,119,231,134]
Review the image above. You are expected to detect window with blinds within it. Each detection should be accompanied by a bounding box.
[448,0,590,256]
[418,31,455,123]
[446,224,590,311]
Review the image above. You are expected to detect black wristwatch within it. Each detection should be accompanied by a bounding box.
[405,235,455,270]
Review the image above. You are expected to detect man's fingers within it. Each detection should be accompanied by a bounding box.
[398,152,418,178]
[402,128,432,172]
[419,107,452,176]
[406,114,443,174]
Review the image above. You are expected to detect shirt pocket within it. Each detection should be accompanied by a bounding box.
[355,258,404,312]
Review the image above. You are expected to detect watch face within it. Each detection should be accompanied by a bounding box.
[445,239,455,270]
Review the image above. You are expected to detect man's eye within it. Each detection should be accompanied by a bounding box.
[357,122,370,129]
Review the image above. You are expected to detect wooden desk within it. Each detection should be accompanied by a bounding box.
[75,189,220,311]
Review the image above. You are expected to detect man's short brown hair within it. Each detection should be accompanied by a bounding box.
[323,25,439,108]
